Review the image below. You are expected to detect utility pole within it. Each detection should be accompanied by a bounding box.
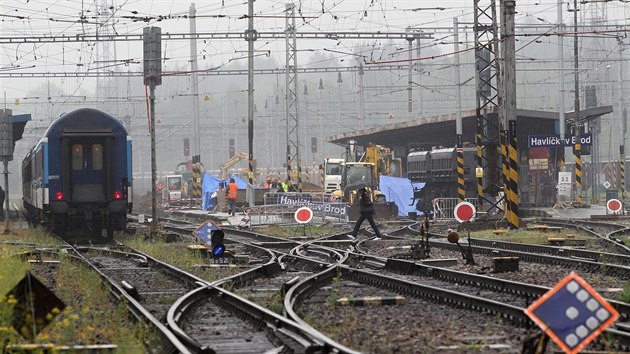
[303,82,309,166]
[557,0,566,175]
[571,0,582,206]
[416,37,423,116]
[407,28,414,113]
[189,4,202,203]
[0,107,12,233]
[619,39,626,201]
[337,72,343,134]
[358,64,365,130]
[454,17,465,203]
[246,0,257,200]
[502,0,519,229]
[318,78,324,162]
[143,26,162,237]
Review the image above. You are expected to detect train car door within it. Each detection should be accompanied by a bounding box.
[69,138,107,202]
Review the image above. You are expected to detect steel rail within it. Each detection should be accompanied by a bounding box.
[41,246,195,354]
[540,218,630,254]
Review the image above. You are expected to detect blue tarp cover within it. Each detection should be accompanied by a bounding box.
[201,174,248,210]
[379,175,425,217]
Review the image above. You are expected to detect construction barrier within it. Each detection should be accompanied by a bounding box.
[240,192,349,226]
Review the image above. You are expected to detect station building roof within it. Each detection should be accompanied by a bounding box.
[327,106,613,153]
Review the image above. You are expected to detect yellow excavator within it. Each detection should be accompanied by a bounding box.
[333,142,401,220]
[220,152,249,180]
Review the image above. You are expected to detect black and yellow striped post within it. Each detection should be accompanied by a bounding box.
[286,146,293,191]
[621,146,625,200]
[456,134,465,203]
[476,116,484,209]
[575,143,582,205]
[500,129,511,219]
[248,155,254,186]
[508,121,519,229]
[192,155,201,203]
[297,159,302,193]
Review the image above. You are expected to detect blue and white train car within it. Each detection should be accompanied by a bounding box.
[22,108,132,239]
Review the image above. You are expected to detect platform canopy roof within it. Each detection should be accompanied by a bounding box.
[327,106,613,149]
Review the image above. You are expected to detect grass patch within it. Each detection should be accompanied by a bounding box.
[0,228,148,351]
[39,259,149,351]
[253,224,340,238]
[622,283,630,304]
[469,229,589,245]
[119,234,243,283]
[618,235,630,246]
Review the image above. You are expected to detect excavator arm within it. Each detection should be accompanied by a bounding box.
[220,152,249,179]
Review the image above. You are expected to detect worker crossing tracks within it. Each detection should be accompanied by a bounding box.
[539,218,630,255]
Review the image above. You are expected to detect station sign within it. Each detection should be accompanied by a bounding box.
[528,133,592,148]
[525,272,619,354]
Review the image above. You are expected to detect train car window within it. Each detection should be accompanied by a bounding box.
[92,144,103,170]
[72,144,84,170]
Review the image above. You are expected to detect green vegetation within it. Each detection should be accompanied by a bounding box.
[622,283,630,304]
[469,228,589,245]
[40,259,148,351]
[119,234,243,282]
[253,224,340,238]
[0,228,148,352]
[618,235,630,246]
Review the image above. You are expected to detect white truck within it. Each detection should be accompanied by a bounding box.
[323,158,344,194]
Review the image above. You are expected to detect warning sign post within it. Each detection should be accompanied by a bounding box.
[524,272,619,354]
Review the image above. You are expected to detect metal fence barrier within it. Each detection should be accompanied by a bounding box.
[242,192,347,226]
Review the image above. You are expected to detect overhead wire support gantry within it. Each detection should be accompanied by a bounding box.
[0,31,434,44]
[285,3,301,192]
[473,0,505,216]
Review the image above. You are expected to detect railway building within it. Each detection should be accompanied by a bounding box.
[328,105,613,208]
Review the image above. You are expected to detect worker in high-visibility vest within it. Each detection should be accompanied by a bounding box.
[226,178,238,216]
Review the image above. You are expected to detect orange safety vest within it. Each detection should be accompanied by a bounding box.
[227,182,238,199]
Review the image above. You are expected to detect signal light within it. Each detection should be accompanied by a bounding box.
[210,229,225,257]
[113,191,122,199]
[55,192,63,200]
[212,244,225,257]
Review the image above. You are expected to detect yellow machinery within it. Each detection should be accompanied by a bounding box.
[333,143,400,219]
[220,152,249,180]
[364,143,402,179]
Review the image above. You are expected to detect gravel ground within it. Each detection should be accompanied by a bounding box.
[360,240,628,301]
[302,278,537,353]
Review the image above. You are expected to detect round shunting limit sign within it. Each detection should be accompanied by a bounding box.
[607,198,622,213]
[294,207,313,224]
[454,201,476,223]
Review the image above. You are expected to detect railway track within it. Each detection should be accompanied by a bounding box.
[18,244,193,354]
[539,218,630,255]
[284,264,630,353]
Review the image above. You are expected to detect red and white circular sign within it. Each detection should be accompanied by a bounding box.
[294,207,313,224]
[454,201,476,223]
[607,198,622,213]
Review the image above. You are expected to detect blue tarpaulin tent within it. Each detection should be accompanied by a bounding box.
[379,176,425,217]
[201,174,248,210]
